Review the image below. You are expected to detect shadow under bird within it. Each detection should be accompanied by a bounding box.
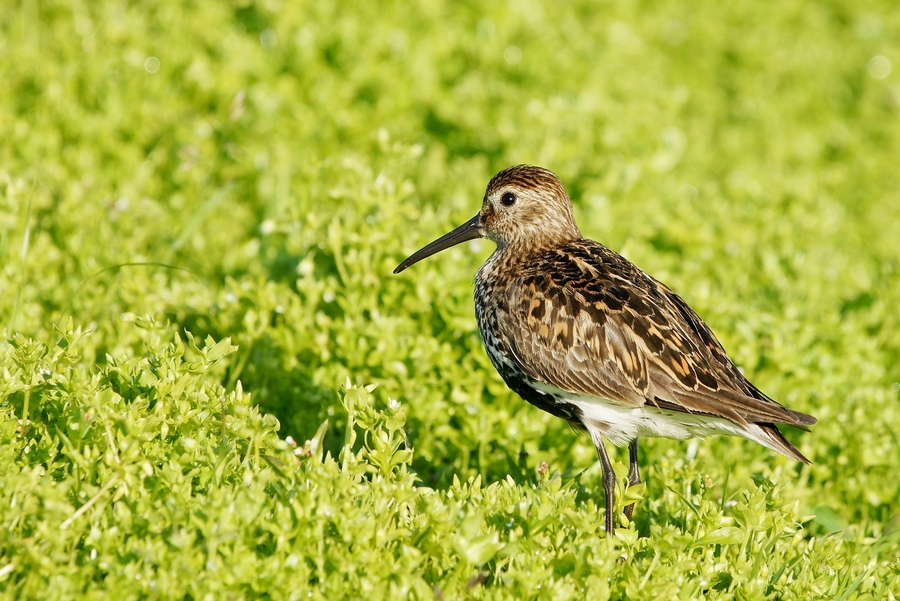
[394,165,816,535]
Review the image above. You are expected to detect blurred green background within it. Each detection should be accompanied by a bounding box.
[1,0,899,597]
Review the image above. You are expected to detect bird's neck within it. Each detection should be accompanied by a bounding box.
[479,236,579,284]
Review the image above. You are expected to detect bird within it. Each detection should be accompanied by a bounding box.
[393,165,816,535]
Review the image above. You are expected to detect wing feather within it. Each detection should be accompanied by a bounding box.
[502,241,816,428]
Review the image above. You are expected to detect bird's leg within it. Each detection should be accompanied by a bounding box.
[623,438,641,521]
[589,428,617,535]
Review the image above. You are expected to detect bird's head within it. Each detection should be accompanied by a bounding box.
[394,165,581,274]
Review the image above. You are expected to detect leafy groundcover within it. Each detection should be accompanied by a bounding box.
[2,0,899,598]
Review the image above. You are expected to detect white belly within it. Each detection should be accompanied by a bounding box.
[573,397,748,446]
[530,382,748,447]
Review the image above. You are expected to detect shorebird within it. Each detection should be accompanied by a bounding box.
[394,165,816,535]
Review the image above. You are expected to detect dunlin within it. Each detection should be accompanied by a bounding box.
[394,165,816,535]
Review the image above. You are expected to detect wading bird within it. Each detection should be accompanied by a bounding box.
[394,165,816,535]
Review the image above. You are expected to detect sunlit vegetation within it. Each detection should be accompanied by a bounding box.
[1,0,898,597]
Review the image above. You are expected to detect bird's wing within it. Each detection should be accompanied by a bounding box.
[503,242,816,428]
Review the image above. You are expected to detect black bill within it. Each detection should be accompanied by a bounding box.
[393,213,483,274]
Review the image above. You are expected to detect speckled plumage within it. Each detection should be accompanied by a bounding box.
[395,165,816,535]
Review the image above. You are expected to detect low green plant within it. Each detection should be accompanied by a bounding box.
[1,327,896,598]
[2,0,899,597]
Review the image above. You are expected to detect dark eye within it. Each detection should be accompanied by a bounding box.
[500,192,517,206]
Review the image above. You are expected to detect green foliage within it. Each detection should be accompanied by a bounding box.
[1,331,897,598]
[1,0,899,597]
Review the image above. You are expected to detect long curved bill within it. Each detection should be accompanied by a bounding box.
[393,214,483,274]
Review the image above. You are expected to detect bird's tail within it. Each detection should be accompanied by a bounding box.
[743,422,812,464]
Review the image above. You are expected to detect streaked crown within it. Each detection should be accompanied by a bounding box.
[480,165,582,248]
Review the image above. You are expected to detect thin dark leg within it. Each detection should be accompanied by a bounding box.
[589,429,617,535]
[623,438,641,521]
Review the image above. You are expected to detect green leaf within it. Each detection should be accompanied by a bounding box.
[695,526,745,546]
[813,505,848,533]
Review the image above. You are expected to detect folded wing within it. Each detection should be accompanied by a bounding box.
[503,242,817,429]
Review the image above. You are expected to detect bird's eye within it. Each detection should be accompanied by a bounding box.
[500,192,517,207]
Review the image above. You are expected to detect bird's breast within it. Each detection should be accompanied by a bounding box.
[474,263,580,423]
